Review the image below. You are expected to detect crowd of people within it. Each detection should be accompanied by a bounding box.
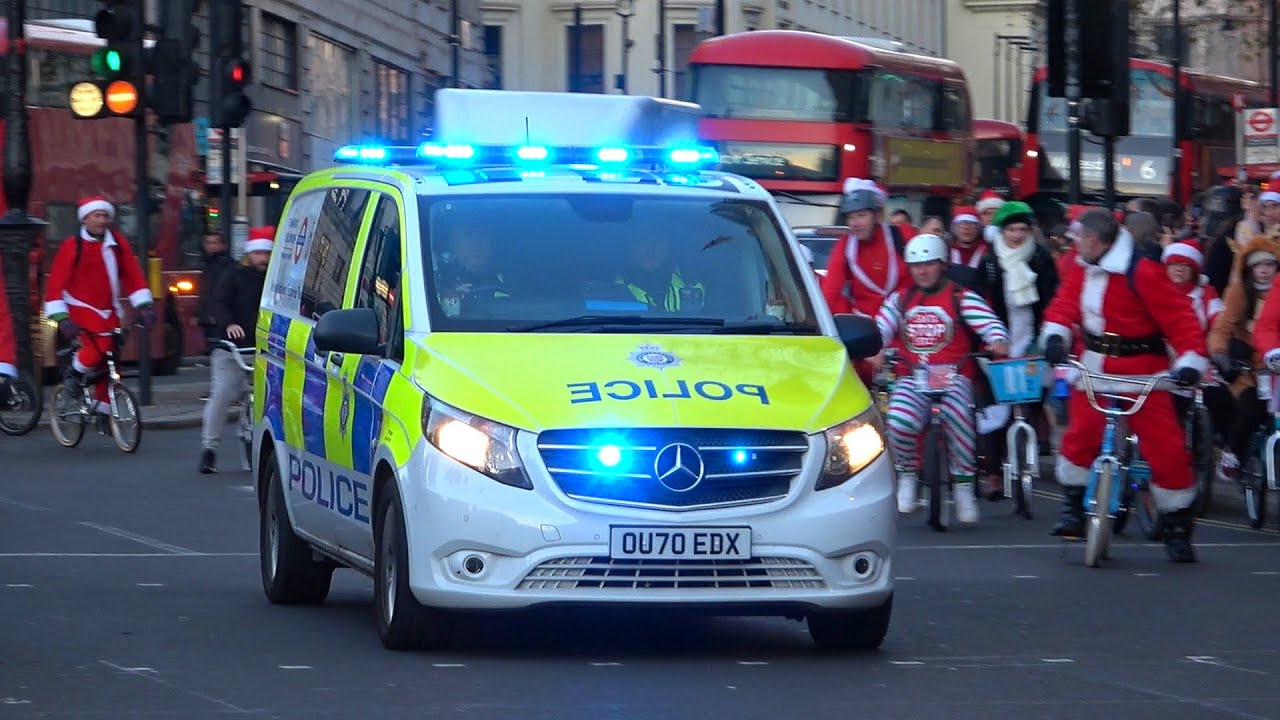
[820,175,1280,565]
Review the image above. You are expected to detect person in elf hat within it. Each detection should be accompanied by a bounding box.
[45,195,155,416]
[200,226,274,473]
[1211,235,1280,483]
[975,189,1004,227]
[819,178,913,318]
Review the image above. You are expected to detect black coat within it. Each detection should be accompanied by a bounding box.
[212,264,266,349]
[198,252,238,337]
[977,242,1060,332]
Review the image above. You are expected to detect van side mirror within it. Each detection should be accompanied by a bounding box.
[314,307,385,356]
[833,313,882,359]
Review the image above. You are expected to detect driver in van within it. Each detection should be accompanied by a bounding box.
[437,228,507,315]
[616,234,705,312]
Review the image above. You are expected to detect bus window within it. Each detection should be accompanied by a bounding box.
[29,46,91,109]
[869,72,938,131]
[692,65,859,122]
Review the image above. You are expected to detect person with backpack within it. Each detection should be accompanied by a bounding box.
[819,179,913,318]
[1041,209,1208,563]
[874,233,1010,523]
[44,196,156,410]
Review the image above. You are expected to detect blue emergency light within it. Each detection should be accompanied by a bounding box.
[333,140,720,173]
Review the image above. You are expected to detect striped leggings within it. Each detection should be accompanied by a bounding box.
[885,374,977,476]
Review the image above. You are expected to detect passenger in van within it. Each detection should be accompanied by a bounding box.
[437,229,508,316]
[616,234,705,313]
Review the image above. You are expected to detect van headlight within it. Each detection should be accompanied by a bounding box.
[815,408,886,490]
[423,399,532,490]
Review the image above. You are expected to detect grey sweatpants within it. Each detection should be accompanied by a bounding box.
[201,348,246,451]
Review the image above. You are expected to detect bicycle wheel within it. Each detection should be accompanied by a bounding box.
[1243,435,1268,529]
[1011,428,1034,520]
[1130,448,1162,541]
[0,370,43,436]
[924,428,948,532]
[239,393,254,471]
[1191,407,1215,518]
[1084,463,1115,568]
[107,381,142,453]
[49,385,85,448]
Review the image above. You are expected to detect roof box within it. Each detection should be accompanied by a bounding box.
[432,89,703,148]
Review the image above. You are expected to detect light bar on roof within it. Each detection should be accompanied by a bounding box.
[332,141,721,172]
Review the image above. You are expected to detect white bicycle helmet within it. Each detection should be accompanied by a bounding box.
[903,233,948,264]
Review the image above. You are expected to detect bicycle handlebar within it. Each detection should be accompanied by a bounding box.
[211,340,255,373]
[1058,357,1175,417]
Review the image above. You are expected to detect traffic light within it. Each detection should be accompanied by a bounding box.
[209,0,252,128]
[70,0,144,118]
[152,0,203,124]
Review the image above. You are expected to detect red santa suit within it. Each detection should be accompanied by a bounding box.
[948,207,988,269]
[45,197,153,404]
[0,259,16,379]
[1039,227,1209,513]
[820,223,912,316]
[1161,239,1222,332]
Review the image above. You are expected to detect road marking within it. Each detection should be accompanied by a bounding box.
[0,552,254,558]
[1012,574,1038,579]
[894,576,916,581]
[136,583,164,587]
[6,583,32,588]
[232,485,254,494]
[1133,573,1160,577]
[890,661,925,666]
[1,698,32,705]
[737,661,768,666]
[589,662,622,667]
[99,660,252,714]
[1041,658,1075,663]
[0,495,47,511]
[1251,571,1280,575]
[432,663,466,668]
[279,665,311,670]
[1185,655,1271,676]
[78,522,196,555]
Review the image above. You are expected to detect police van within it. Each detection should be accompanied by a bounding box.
[253,89,893,651]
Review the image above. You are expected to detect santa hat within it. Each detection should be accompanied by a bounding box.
[841,177,889,203]
[1161,238,1203,273]
[244,225,276,254]
[77,195,114,222]
[950,206,981,229]
[975,189,1005,214]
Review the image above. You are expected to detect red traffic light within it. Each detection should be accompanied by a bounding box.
[225,59,249,86]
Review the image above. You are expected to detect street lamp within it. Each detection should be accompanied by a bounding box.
[615,0,636,94]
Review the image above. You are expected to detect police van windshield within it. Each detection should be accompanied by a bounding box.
[421,193,819,333]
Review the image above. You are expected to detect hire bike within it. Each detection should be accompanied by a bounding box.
[50,328,142,453]
[1060,357,1174,567]
[211,339,256,470]
[976,356,1046,519]
[1233,365,1280,529]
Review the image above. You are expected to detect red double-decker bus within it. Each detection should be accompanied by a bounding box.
[0,18,205,380]
[689,31,973,227]
[1021,58,1268,215]
[973,118,1023,197]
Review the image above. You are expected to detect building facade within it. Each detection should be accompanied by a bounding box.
[479,0,946,100]
[945,0,1041,124]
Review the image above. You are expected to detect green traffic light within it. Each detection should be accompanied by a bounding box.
[105,50,121,73]
[91,48,123,76]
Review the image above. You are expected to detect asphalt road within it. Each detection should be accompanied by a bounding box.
[3,427,1280,720]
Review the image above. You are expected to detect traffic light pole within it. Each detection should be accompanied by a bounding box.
[220,130,233,256]
[1066,0,1082,205]
[133,1,152,407]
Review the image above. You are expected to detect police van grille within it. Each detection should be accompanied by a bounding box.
[536,428,808,510]
[517,556,826,590]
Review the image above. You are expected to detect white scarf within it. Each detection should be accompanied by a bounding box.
[993,232,1038,307]
[843,222,899,297]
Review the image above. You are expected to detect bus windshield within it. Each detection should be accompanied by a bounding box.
[692,65,860,122]
[1036,67,1175,137]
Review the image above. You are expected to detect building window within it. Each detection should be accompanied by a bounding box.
[565,24,604,93]
[308,34,354,141]
[672,24,699,101]
[374,60,411,143]
[484,25,503,89]
[261,13,298,90]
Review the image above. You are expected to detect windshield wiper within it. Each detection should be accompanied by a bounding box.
[710,321,820,335]
[508,315,727,333]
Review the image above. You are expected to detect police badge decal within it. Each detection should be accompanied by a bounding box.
[628,343,681,370]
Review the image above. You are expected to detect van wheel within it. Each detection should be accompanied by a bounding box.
[807,594,892,652]
[374,485,452,650]
[259,451,333,605]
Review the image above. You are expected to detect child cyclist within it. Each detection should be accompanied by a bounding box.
[874,233,1011,523]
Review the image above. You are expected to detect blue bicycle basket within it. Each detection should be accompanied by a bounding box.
[979,357,1048,404]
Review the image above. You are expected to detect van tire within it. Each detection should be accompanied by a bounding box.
[374,484,452,651]
[260,452,333,605]
[807,594,892,652]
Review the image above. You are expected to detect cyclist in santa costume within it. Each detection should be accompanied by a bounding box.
[875,233,1010,523]
[45,196,155,412]
[1041,209,1208,563]
[820,180,913,317]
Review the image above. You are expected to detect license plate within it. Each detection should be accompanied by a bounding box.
[609,527,751,560]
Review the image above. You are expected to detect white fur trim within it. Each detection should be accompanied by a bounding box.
[1040,321,1072,346]
[129,288,153,308]
[0,362,16,378]
[983,224,1000,244]
[976,197,1005,213]
[1161,242,1203,269]
[72,355,91,374]
[1094,227,1135,274]
[77,199,114,221]
[1247,250,1278,267]
[44,299,69,318]
[1056,456,1090,487]
[1080,267,1108,335]
[1207,297,1224,317]
[1172,350,1210,375]
[244,239,273,254]
[1150,484,1198,512]
[1261,191,1280,205]
[951,213,980,226]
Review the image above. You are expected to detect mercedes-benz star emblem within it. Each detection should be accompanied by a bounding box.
[653,443,705,493]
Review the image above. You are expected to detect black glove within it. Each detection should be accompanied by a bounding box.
[1212,353,1240,383]
[136,305,157,329]
[1044,335,1068,365]
[57,318,81,341]
[1175,366,1201,387]
[1228,337,1254,362]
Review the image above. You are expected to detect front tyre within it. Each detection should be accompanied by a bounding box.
[1084,464,1115,568]
[374,484,452,651]
[107,381,142,453]
[807,594,893,652]
[49,385,85,448]
[260,449,333,605]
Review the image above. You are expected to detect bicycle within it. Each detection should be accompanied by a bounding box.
[211,339,256,470]
[976,356,1047,520]
[0,367,42,436]
[1126,379,1215,540]
[1061,357,1171,567]
[1237,366,1279,529]
[50,328,142,453]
